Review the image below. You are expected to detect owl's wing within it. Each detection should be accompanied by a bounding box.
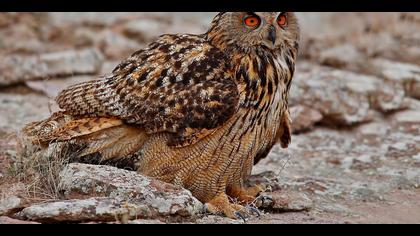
[57,34,239,147]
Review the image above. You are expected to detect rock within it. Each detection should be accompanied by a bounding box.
[96,30,143,60]
[330,69,407,112]
[412,154,420,163]
[391,110,420,134]
[100,61,120,75]
[196,215,243,224]
[126,219,165,224]
[15,197,154,223]
[291,65,372,125]
[0,48,104,86]
[0,216,40,224]
[355,122,391,146]
[0,36,46,54]
[0,93,51,132]
[58,163,203,218]
[393,110,420,124]
[357,122,390,136]
[0,15,52,54]
[367,59,420,99]
[292,64,407,125]
[348,182,383,201]
[0,13,13,28]
[290,105,323,133]
[48,12,144,27]
[319,44,366,70]
[261,190,313,212]
[25,75,96,98]
[122,19,167,43]
[0,196,24,216]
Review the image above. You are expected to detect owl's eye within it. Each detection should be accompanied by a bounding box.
[277,13,287,27]
[244,15,261,28]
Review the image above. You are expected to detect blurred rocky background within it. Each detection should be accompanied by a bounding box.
[0,12,419,224]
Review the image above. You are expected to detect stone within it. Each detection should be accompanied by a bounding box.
[122,19,167,43]
[291,65,372,125]
[292,63,407,126]
[48,12,144,27]
[25,75,96,98]
[357,122,390,136]
[100,61,120,76]
[0,13,13,28]
[0,196,23,216]
[393,110,420,124]
[96,30,143,60]
[290,105,323,133]
[391,110,420,134]
[0,48,104,86]
[58,163,203,218]
[15,197,153,223]
[261,190,313,212]
[0,93,51,132]
[0,216,40,224]
[367,59,420,99]
[196,215,243,224]
[319,44,366,69]
[126,219,166,224]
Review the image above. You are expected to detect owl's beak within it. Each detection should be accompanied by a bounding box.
[267,25,276,45]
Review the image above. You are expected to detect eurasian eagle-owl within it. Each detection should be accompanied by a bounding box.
[23,12,300,219]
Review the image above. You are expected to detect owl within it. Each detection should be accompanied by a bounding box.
[23,12,300,219]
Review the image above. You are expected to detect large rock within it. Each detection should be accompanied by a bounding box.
[390,110,420,134]
[96,30,143,60]
[0,196,24,216]
[15,197,155,223]
[318,44,367,70]
[0,216,40,224]
[367,59,420,99]
[25,75,96,98]
[122,19,167,43]
[260,190,313,212]
[291,63,407,126]
[58,163,203,219]
[0,48,103,86]
[196,215,243,224]
[291,64,370,125]
[48,12,144,27]
[290,105,323,133]
[0,93,51,132]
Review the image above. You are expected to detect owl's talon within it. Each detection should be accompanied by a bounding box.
[246,205,261,217]
[206,193,248,220]
[234,211,248,222]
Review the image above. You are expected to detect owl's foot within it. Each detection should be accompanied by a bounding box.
[227,184,265,205]
[205,193,248,220]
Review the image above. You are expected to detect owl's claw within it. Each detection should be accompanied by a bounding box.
[234,211,248,222]
[206,193,248,220]
[246,205,261,218]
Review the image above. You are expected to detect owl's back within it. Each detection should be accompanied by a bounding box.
[43,34,240,148]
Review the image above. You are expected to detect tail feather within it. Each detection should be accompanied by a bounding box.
[43,117,123,143]
[21,112,147,164]
[78,125,147,162]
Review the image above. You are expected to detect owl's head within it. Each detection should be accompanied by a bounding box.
[207,12,299,53]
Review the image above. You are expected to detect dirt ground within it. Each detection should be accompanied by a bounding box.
[0,12,419,224]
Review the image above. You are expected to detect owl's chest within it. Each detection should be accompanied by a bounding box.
[236,81,286,148]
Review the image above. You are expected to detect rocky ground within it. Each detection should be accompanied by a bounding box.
[0,12,419,224]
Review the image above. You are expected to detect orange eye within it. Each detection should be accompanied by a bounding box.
[244,15,260,28]
[277,13,287,27]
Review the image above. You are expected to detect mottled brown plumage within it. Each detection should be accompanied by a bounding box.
[23,12,300,218]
